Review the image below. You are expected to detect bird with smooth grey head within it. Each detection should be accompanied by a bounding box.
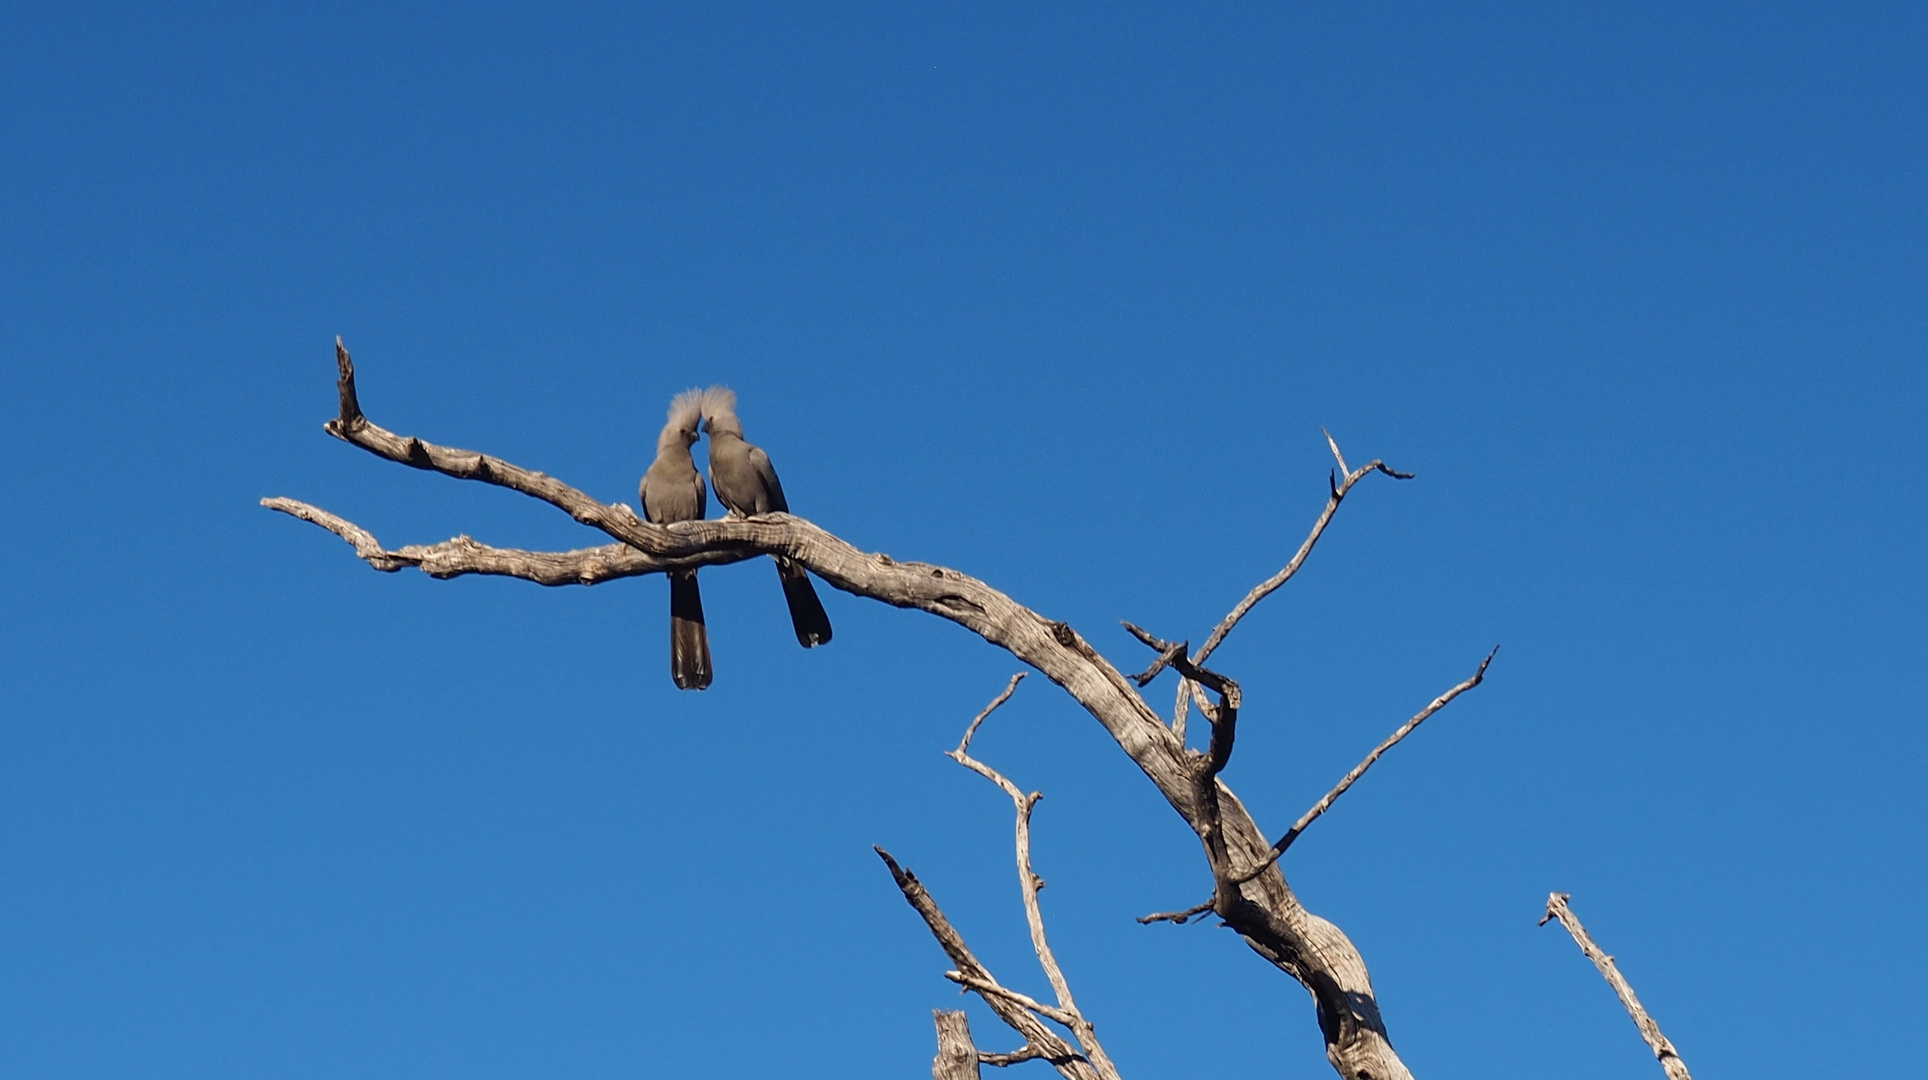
[639,388,713,690]
[700,386,833,648]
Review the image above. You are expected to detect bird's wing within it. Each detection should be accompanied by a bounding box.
[638,471,659,522]
[749,444,788,513]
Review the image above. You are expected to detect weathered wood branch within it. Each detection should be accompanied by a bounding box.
[1171,431,1413,735]
[936,1011,1047,1077]
[1231,646,1498,885]
[260,497,707,584]
[1141,648,1495,921]
[878,848,1096,1080]
[933,1011,983,1080]
[268,341,1438,1080]
[979,1044,1048,1068]
[945,677,1121,1080]
[1541,893,1693,1080]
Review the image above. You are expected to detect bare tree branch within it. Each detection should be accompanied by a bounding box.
[955,674,1027,757]
[333,336,364,429]
[1229,647,1498,886]
[1174,680,1213,748]
[260,497,712,585]
[979,1045,1047,1068]
[1119,624,1256,932]
[1541,893,1693,1080]
[271,342,1432,1080]
[877,848,1096,1080]
[934,1010,983,1080]
[1135,898,1216,927]
[946,679,1121,1080]
[1121,623,1242,784]
[262,496,411,571]
[1322,427,1350,477]
[945,973,1082,1029]
[934,1008,1051,1073]
[1172,433,1412,733]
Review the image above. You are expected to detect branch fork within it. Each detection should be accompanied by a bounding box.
[885,676,1120,1079]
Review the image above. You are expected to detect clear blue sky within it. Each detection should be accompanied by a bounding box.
[2,3,1923,1076]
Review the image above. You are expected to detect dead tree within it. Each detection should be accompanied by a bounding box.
[265,339,1686,1080]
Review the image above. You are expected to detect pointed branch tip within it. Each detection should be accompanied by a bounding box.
[955,673,1027,756]
[333,336,365,430]
[1322,428,1350,475]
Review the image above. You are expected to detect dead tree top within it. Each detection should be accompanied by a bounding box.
[265,339,1504,1080]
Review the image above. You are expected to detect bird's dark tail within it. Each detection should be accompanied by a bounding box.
[776,557,832,648]
[669,571,712,690]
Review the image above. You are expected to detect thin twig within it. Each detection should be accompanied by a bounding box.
[979,1045,1047,1067]
[948,682,1122,1080]
[1541,893,1693,1080]
[1199,449,1410,661]
[1125,638,1189,687]
[1135,898,1217,926]
[1322,427,1349,476]
[261,497,723,585]
[261,496,408,570]
[1173,434,1412,729]
[955,674,1027,757]
[945,973,1082,1028]
[1231,647,1496,885]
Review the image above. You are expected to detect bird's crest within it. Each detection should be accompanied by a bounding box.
[700,385,743,436]
[666,387,705,433]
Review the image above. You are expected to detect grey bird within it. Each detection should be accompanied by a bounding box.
[639,388,713,690]
[700,386,833,648]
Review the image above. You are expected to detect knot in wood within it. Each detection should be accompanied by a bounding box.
[1051,622,1076,647]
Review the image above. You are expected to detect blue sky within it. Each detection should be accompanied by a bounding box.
[2,2,1923,1076]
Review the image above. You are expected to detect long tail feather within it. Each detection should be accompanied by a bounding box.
[776,558,832,648]
[669,571,712,690]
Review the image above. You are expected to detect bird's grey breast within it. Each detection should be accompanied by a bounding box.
[641,455,705,523]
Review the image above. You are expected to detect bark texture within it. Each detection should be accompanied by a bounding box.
[933,1011,983,1080]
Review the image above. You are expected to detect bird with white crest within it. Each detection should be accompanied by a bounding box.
[638,388,713,690]
[700,385,833,648]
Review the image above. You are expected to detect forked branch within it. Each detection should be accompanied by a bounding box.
[1541,893,1693,1080]
[940,677,1120,1079]
[1232,646,1497,885]
[877,847,1096,1080]
[933,1010,1050,1079]
[1171,429,1413,733]
[1138,647,1494,923]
